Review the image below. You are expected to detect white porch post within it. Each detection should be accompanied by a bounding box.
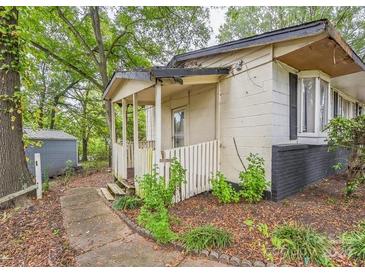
[155,81,162,166]
[111,102,116,173]
[122,99,127,179]
[133,94,139,178]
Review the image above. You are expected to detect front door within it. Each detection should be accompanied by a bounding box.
[172,107,185,148]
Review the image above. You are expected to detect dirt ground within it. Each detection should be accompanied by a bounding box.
[0,169,113,266]
[124,175,365,266]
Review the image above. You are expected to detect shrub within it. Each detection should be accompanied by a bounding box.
[113,195,142,210]
[341,221,365,261]
[272,223,332,266]
[137,159,186,244]
[326,116,365,197]
[181,225,233,252]
[239,153,270,203]
[211,172,240,204]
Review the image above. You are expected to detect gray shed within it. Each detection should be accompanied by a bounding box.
[24,128,78,178]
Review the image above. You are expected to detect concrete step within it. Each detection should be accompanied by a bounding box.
[100,187,114,201]
[107,183,126,197]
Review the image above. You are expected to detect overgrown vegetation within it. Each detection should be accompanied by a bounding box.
[211,172,240,204]
[239,153,270,203]
[137,159,185,243]
[181,225,233,252]
[63,160,74,185]
[113,196,143,210]
[341,221,365,262]
[272,223,332,266]
[326,116,365,197]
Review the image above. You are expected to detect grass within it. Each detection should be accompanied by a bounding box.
[112,196,143,210]
[180,225,233,252]
[271,223,332,266]
[341,221,365,262]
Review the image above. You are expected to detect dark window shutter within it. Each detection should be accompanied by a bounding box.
[289,73,298,140]
[333,91,338,117]
[355,102,359,117]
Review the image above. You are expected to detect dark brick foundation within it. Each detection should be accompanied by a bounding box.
[271,144,348,201]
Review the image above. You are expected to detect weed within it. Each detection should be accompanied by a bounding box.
[239,153,270,203]
[211,171,240,204]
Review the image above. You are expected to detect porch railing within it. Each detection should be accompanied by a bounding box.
[126,141,155,168]
[161,139,219,203]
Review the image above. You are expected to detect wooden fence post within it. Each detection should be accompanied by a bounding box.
[34,153,42,199]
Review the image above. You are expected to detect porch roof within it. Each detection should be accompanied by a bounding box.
[103,66,230,100]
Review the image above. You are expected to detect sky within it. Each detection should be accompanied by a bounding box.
[208,7,228,46]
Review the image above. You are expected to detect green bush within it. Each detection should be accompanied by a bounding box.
[341,221,365,262]
[137,159,186,244]
[239,153,270,203]
[181,225,233,252]
[211,172,240,204]
[271,223,332,266]
[113,196,142,210]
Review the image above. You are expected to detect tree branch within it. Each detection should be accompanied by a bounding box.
[30,40,103,90]
[56,7,100,66]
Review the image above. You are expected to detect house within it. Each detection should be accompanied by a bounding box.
[25,128,78,178]
[102,19,365,202]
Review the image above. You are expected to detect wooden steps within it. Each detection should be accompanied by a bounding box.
[107,183,126,197]
[101,187,114,201]
[100,178,136,202]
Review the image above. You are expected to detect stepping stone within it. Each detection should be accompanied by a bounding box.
[101,188,114,201]
[107,183,126,196]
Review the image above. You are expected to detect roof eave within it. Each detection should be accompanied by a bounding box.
[168,19,329,67]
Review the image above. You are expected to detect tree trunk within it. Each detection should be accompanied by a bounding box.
[0,7,33,203]
[90,7,113,167]
[82,138,88,162]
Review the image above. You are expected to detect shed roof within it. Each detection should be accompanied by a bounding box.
[24,128,77,141]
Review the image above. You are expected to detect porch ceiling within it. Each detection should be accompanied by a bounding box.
[331,71,365,102]
[276,37,364,78]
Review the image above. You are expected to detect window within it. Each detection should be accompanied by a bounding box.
[320,79,329,130]
[342,99,349,118]
[172,108,185,148]
[300,78,316,132]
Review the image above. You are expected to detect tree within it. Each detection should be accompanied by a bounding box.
[21,6,211,165]
[0,7,33,201]
[218,7,365,60]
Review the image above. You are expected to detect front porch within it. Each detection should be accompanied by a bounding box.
[105,67,229,202]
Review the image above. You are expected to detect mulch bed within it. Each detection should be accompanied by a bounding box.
[124,174,365,267]
[0,169,113,267]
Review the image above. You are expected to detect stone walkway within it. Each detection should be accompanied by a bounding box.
[60,187,229,267]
